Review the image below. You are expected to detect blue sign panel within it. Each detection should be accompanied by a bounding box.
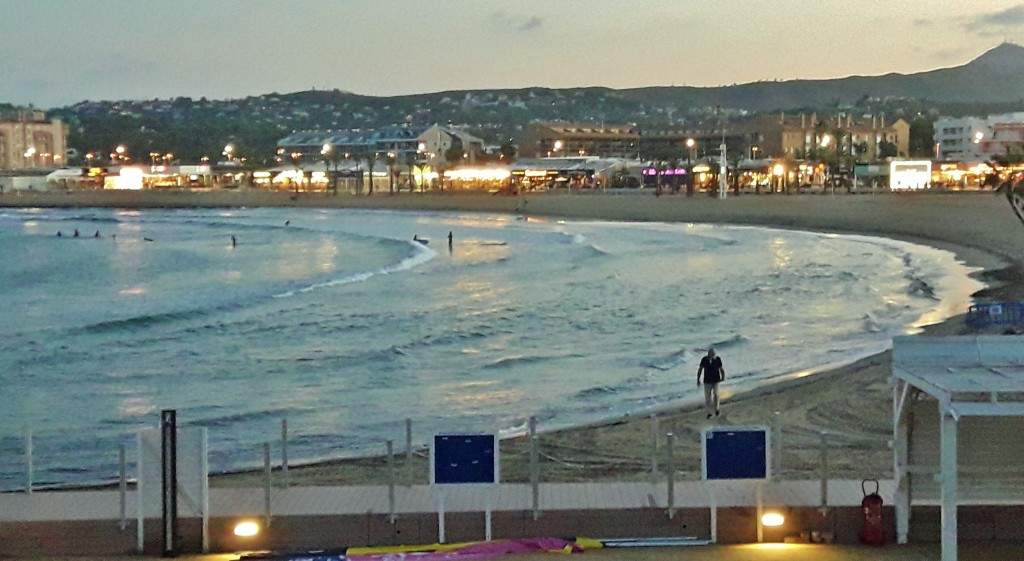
[432,434,496,485]
[704,427,769,481]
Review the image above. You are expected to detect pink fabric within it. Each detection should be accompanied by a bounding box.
[346,538,582,561]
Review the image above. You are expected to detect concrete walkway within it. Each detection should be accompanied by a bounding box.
[15,543,1024,561]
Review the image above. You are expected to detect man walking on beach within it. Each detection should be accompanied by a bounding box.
[697,347,725,418]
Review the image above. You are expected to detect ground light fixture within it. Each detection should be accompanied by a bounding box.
[761,512,785,527]
[233,520,260,537]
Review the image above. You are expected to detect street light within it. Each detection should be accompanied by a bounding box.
[321,144,336,194]
[290,151,303,192]
[685,138,696,196]
[223,144,235,162]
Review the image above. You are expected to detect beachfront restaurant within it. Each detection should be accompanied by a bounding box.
[509,157,623,192]
[641,165,687,192]
[262,161,401,194]
[930,161,1001,190]
[734,158,776,193]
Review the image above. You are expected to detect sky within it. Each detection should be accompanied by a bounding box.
[1,0,1023,109]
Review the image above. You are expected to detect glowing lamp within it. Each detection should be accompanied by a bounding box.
[772,164,785,176]
[761,512,785,527]
[234,521,260,537]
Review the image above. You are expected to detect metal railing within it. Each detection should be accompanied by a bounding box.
[3,413,894,525]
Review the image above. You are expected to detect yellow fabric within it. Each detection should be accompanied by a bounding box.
[346,541,477,555]
[572,537,604,549]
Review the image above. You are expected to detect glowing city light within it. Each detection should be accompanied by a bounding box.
[233,521,259,537]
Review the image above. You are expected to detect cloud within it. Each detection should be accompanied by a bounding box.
[912,18,932,27]
[928,48,966,63]
[517,16,543,32]
[490,10,543,33]
[966,5,1024,34]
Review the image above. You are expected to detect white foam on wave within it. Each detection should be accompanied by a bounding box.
[273,241,436,298]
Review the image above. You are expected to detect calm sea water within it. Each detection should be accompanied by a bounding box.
[0,207,982,490]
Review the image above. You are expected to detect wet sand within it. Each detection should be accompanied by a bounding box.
[5,188,1023,485]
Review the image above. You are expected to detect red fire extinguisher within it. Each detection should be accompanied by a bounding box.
[859,479,884,547]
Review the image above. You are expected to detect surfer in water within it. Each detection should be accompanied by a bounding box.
[231,235,237,247]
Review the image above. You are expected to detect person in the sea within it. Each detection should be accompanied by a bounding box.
[447,230,453,252]
[231,235,237,247]
[697,347,725,419]
[73,229,79,238]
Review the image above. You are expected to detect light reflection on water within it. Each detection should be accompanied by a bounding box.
[0,207,982,490]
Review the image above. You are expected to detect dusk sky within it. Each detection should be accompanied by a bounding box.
[1,0,1022,109]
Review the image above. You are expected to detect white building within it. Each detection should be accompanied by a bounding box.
[934,112,1024,161]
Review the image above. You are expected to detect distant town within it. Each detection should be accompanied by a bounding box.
[4,44,1024,196]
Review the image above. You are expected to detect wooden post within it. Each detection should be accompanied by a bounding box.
[666,432,675,519]
[263,443,272,528]
[650,413,659,479]
[530,416,539,520]
[387,440,396,524]
[405,418,413,485]
[119,444,127,531]
[25,426,32,495]
[281,419,289,488]
[819,431,829,509]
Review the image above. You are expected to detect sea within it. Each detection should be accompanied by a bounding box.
[0,206,983,491]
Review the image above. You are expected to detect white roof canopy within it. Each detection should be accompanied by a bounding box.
[893,335,1024,418]
[892,334,1024,561]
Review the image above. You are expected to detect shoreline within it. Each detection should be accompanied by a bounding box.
[5,189,1023,487]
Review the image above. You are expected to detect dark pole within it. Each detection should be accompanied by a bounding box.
[160,409,178,557]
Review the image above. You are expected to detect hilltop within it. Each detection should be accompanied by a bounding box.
[619,43,1024,111]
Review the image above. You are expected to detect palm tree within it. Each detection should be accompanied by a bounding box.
[322,144,342,195]
[405,152,419,193]
[668,158,681,193]
[288,152,303,193]
[441,145,464,192]
[385,153,397,195]
[365,151,379,195]
[653,160,666,197]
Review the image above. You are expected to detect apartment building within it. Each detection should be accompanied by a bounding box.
[0,110,68,170]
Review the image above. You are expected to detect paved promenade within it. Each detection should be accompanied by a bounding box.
[15,543,1024,561]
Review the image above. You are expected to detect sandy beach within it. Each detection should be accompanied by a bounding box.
[4,188,1023,487]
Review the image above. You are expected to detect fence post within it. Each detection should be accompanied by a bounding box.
[387,440,396,524]
[666,432,675,519]
[650,413,659,479]
[281,419,289,488]
[119,444,127,530]
[819,431,829,510]
[263,443,272,528]
[774,422,783,479]
[405,418,413,485]
[529,416,539,520]
[25,426,33,495]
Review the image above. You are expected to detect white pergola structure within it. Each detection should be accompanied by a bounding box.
[892,335,1024,561]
